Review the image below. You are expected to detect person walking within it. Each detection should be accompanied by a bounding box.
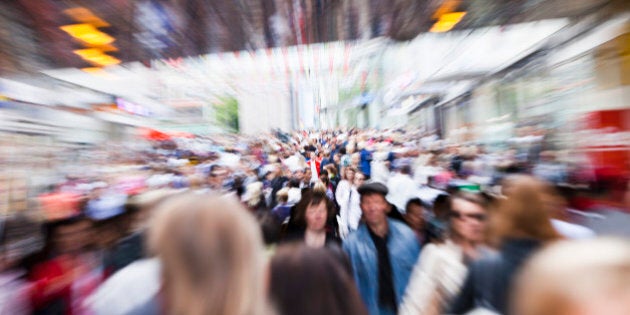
[449,175,561,314]
[336,167,362,238]
[269,244,367,315]
[399,192,491,315]
[343,182,421,315]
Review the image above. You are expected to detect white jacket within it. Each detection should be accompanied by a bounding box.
[399,241,469,315]
[335,180,361,238]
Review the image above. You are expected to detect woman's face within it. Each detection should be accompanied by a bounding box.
[346,170,355,181]
[306,202,328,232]
[351,154,360,165]
[450,198,487,243]
[353,173,365,187]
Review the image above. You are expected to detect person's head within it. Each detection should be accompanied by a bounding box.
[344,167,357,182]
[319,170,330,185]
[149,193,269,315]
[304,194,334,233]
[310,151,317,160]
[45,216,93,255]
[404,198,426,232]
[325,164,338,178]
[276,187,289,205]
[243,181,264,209]
[1,216,41,270]
[399,165,412,176]
[490,175,561,246]
[269,244,368,315]
[94,215,126,249]
[303,168,312,182]
[350,153,360,166]
[353,171,366,187]
[312,181,327,196]
[358,183,390,227]
[449,192,490,244]
[333,153,341,164]
[293,169,305,181]
[346,144,355,154]
[209,165,228,187]
[432,194,451,220]
[513,238,630,315]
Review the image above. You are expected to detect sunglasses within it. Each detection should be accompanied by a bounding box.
[451,210,486,222]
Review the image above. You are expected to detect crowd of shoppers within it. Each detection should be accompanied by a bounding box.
[0,128,628,315]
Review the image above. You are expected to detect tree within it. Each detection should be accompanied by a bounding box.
[214,96,239,133]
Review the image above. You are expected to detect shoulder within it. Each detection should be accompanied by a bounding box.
[470,250,502,272]
[343,226,367,250]
[390,219,416,239]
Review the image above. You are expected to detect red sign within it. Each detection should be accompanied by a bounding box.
[578,109,630,173]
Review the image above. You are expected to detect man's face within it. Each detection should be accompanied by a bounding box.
[450,199,487,243]
[404,203,425,231]
[293,170,304,181]
[360,193,389,226]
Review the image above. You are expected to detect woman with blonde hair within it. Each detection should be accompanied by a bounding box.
[137,193,273,315]
[449,175,561,314]
[512,238,630,315]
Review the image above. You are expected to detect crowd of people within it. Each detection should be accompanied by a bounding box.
[1,128,629,315]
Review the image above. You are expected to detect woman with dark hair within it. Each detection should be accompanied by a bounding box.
[284,193,340,247]
[403,198,428,242]
[269,244,368,315]
[449,175,562,314]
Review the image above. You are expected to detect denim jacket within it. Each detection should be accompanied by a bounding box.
[343,219,421,315]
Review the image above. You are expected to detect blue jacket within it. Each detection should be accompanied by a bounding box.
[360,149,372,177]
[343,219,421,315]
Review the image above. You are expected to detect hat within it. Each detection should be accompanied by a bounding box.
[357,182,389,196]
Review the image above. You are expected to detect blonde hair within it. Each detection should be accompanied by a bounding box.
[149,193,272,315]
[489,175,560,246]
[513,238,630,315]
[244,181,264,208]
[276,187,290,204]
[312,181,327,195]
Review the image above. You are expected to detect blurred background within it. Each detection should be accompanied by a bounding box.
[0,1,629,314]
[0,1,628,222]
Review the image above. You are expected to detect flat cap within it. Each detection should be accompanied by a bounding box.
[357,182,389,196]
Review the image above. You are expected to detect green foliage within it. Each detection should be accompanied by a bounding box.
[214,97,239,132]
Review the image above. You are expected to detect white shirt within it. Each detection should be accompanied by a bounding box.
[86,259,160,315]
